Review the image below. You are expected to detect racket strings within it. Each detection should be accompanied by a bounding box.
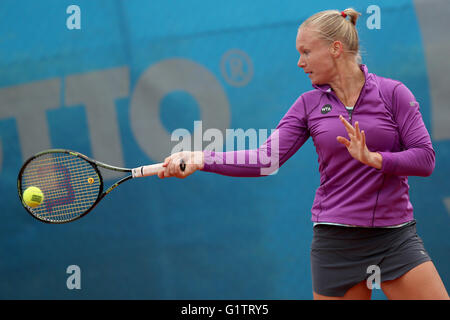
[20,153,101,222]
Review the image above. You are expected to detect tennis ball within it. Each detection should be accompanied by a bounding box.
[23,186,44,208]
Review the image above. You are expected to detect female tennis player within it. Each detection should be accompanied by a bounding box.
[158,8,449,300]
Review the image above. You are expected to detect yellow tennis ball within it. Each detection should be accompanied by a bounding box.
[23,186,44,208]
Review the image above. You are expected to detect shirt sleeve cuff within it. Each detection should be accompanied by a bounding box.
[201,150,215,172]
[379,151,397,174]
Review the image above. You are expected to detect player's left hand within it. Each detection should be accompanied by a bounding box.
[336,115,375,167]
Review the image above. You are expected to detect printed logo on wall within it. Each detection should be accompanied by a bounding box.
[220,49,254,87]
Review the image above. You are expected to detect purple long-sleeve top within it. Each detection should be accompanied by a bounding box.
[201,64,435,227]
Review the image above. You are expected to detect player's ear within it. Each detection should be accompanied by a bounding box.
[329,41,343,58]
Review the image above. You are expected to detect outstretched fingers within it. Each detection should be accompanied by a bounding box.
[336,136,351,148]
[354,121,362,141]
[339,115,355,136]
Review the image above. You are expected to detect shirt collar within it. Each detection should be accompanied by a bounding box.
[312,64,369,92]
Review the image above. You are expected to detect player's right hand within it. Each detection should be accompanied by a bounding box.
[157,151,204,179]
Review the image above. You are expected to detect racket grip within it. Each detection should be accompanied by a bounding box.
[132,163,164,178]
[132,160,186,178]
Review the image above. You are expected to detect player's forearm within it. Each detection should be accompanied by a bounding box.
[191,151,204,171]
[378,147,435,177]
[198,151,205,170]
[365,152,382,170]
[200,149,278,177]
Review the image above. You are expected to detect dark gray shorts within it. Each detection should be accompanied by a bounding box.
[310,220,431,297]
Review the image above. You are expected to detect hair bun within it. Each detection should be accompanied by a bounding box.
[342,8,361,26]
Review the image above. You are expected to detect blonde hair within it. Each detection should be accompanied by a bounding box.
[299,8,362,63]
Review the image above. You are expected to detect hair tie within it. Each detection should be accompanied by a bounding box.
[341,11,347,18]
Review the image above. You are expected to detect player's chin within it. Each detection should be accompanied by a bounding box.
[310,76,326,86]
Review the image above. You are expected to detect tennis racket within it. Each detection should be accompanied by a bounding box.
[17,149,185,224]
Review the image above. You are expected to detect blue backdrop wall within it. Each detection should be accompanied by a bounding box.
[0,0,448,299]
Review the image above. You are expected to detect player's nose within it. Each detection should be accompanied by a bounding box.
[297,56,306,68]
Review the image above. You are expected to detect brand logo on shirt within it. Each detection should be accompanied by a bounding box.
[321,104,332,114]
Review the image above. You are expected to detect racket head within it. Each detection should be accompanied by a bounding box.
[17,149,104,224]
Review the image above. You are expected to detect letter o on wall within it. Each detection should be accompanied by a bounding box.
[130,58,230,162]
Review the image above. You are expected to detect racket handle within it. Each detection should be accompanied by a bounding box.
[131,159,186,178]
